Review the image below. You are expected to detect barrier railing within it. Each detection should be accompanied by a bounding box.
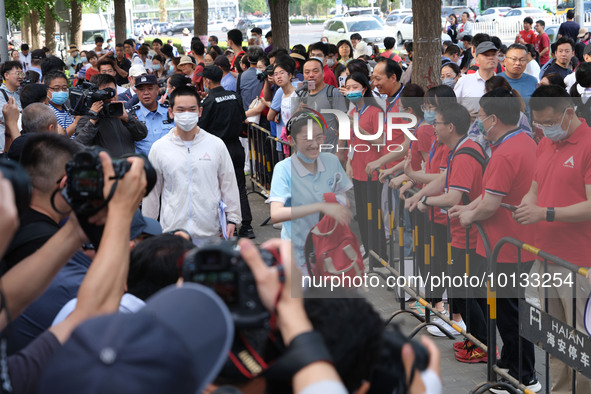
[247,123,290,225]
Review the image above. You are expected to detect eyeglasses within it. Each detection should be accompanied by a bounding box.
[532,108,568,128]
[506,57,527,64]
[49,86,69,92]
[10,71,24,77]
[295,134,326,143]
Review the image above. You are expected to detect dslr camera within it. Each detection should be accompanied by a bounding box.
[182,240,279,328]
[0,160,32,215]
[256,64,274,82]
[68,81,124,117]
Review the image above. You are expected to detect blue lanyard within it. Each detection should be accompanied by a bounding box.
[427,139,438,167]
[355,103,369,115]
[386,84,405,114]
[444,135,470,190]
[408,119,424,150]
[490,129,522,149]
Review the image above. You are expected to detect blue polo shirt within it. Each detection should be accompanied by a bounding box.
[134,102,175,157]
[268,152,352,269]
[497,72,538,99]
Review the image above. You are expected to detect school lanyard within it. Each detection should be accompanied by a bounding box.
[490,129,522,149]
[385,84,405,114]
[408,119,424,150]
[427,139,438,168]
[444,135,471,191]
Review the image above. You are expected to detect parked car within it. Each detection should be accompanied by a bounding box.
[208,19,234,32]
[395,15,452,44]
[389,8,412,16]
[170,21,194,35]
[475,7,512,22]
[152,21,173,35]
[385,14,405,26]
[502,7,550,22]
[441,6,477,21]
[323,16,388,47]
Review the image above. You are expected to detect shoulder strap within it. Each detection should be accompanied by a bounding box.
[450,146,487,205]
[388,52,395,60]
[0,88,8,103]
[327,84,335,99]
[236,72,242,95]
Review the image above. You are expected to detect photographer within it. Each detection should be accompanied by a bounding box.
[74,73,148,156]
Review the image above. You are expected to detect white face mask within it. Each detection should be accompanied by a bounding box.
[174,112,199,132]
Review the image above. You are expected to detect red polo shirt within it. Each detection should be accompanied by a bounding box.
[385,86,406,169]
[349,105,384,181]
[519,29,537,45]
[477,130,536,262]
[446,137,484,249]
[536,32,550,65]
[426,141,450,226]
[534,120,591,267]
[410,123,435,171]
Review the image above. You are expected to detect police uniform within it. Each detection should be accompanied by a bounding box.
[132,74,175,156]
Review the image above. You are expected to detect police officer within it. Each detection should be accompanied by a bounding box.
[198,65,255,239]
[133,74,175,156]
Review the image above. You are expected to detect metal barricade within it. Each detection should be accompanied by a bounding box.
[472,237,591,394]
[247,123,290,224]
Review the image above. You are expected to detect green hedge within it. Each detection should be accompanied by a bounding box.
[289,19,326,24]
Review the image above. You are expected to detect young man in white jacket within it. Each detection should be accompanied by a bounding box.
[142,86,241,246]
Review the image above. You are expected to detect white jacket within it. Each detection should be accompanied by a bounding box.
[143,128,241,240]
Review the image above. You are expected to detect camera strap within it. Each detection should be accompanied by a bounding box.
[0,287,12,393]
[227,332,270,379]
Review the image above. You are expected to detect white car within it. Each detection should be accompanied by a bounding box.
[208,19,234,32]
[475,7,512,22]
[323,16,389,47]
[389,8,412,16]
[395,15,451,44]
[501,7,550,22]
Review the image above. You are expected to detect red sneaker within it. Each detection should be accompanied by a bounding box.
[453,340,473,352]
[455,346,487,363]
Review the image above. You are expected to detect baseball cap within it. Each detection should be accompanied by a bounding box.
[197,65,223,82]
[39,283,234,394]
[69,45,79,53]
[214,55,230,69]
[31,49,46,60]
[178,55,194,66]
[129,64,147,77]
[134,74,158,88]
[130,210,162,239]
[475,41,498,56]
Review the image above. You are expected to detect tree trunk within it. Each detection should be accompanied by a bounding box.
[193,0,208,44]
[411,0,441,91]
[45,4,56,53]
[70,0,82,49]
[269,0,289,50]
[30,9,41,49]
[114,0,127,45]
[22,14,31,46]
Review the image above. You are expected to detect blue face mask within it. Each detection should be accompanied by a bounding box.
[80,57,87,63]
[152,64,161,71]
[50,91,69,105]
[477,115,494,137]
[346,90,364,103]
[424,110,437,125]
[442,78,456,89]
[296,150,316,164]
[541,109,571,141]
[169,65,175,74]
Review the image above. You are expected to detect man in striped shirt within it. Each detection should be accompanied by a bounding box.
[45,71,81,138]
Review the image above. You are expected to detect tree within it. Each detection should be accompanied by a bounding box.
[193,0,208,40]
[70,0,83,49]
[30,9,41,49]
[240,0,268,15]
[411,0,441,91]
[45,4,57,52]
[269,0,289,50]
[114,0,127,46]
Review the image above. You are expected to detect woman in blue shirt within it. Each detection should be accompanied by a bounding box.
[268,110,353,272]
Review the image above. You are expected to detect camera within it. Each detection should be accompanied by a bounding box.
[256,64,274,82]
[68,81,123,117]
[182,239,279,328]
[65,146,157,203]
[0,160,32,215]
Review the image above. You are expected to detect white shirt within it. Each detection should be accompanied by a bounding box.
[564,71,577,92]
[454,70,489,115]
[143,128,241,242]
[525,59,541,83]
[51,293,146,326]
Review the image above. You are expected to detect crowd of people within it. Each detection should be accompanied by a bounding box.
[0,11,590,392]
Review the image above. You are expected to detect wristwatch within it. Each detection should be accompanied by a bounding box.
[88,110,99,120]
[420,195,429,206]
[546,207,555,222]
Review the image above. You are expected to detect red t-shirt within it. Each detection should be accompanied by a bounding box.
[381,50,402,63]
[478,131,536,262]
[534,120,591,267]
[192,62,204,90]
[231,50,245,72]
[85,66,99,81]
[426,141,450,226]
[519,29,537,45]
[385,88,406,169]
[410,123,435,171]
[323,65,338,87]
[349,105,384,181]
[446,137,484,249]
[536,32,550,65]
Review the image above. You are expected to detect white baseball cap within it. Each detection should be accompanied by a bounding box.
[129,64,147,77]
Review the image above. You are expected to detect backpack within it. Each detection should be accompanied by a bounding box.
[304,193,364,280]
[449,146,488,205]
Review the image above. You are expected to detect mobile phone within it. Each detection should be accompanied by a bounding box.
[339,75,346,88]
[297,80,315,91]
[500,203,517,212]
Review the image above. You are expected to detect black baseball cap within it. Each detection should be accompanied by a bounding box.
[134,74,158,87]
[31,49,46,60]
[197,65,223,82]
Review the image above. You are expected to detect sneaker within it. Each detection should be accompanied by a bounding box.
[453,340,473,352]
[427,316,465,337]
[455,345,488,363]
[238,225,256,239]
[489,375,541,393]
